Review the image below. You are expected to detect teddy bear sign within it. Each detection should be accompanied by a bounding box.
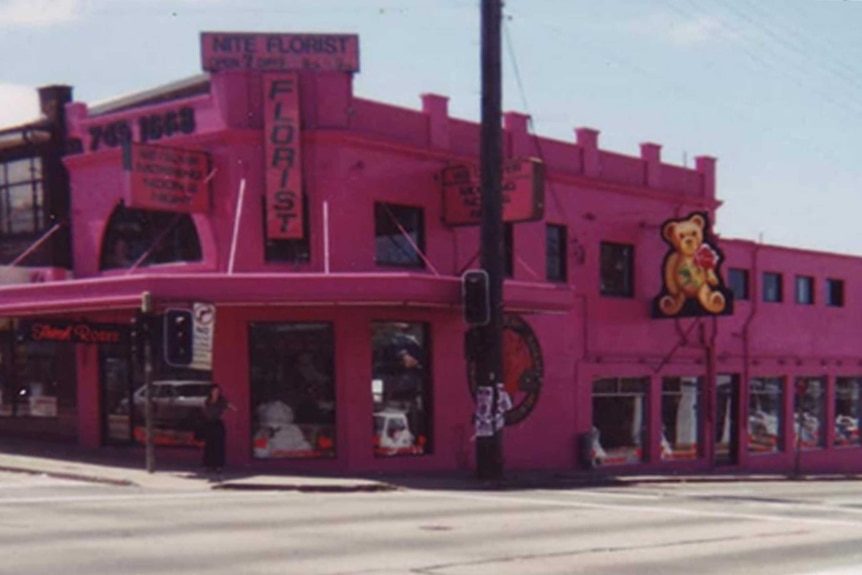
[653,212,733,318]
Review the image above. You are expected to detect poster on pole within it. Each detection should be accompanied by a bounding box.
[190,302,215,371]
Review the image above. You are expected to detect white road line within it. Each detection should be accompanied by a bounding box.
[410,489,862,528]
[0,490,295,506]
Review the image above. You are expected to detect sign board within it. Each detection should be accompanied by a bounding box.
[122,143,211,213]
[441,157,545,226]
[263,73,305,240]
[201,32,360,73]
[190,302,216,371]
[17,319,129,345]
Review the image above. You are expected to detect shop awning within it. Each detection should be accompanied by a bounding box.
[0,272,575,317]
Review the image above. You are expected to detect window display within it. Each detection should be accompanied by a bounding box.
[794,377,825,450]
[749,377,784,454]
[835,377,861,447]
[249,323,335,459]
[591,377,647,465]
[371,322,430,456]
[661,377,700,461]
[715,374,739,463]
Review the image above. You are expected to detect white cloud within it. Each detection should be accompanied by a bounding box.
[0,0,84,27]
[0,85,41,129]
[630,13,722,47]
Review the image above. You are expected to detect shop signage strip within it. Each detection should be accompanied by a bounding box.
[201,32,360,73]
[122,143,212,213]
[18,319,129,345]
[441,157,545,226]
[263,72,305,240]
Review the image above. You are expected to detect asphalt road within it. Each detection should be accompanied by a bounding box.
[3,470,862,575]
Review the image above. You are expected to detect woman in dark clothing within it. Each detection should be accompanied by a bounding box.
[202,384,236,473]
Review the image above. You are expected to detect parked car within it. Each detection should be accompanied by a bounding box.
[115,380,212,428]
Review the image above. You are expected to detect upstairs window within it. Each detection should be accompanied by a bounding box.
[374,203,425,268]
[100,205,202,270]
[728,268,749,301]
[762,272,783,303]
[546,224,567,283]
[795,275,814,305]
[0,157,44,236]
[266,194,310,264]
[826,279,845,307]
[600,241,634,297]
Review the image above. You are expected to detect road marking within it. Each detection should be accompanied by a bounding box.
[0,490,295,506]
[410,489,862,528]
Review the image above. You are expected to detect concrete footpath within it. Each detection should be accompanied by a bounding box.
[3,438,861,493]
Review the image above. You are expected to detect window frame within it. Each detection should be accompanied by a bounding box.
[728,268,750,301]
[599,241,635,298]
[546,223,568,283]
[795,275,814,305]
[374,202,426,269]
[826,278,845,307]
[0,156,45,237]
[762,272,783,303]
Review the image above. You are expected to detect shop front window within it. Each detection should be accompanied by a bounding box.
[371,322,430,456]
[592,377,646,465]
[794,377,825,450]
[749,377,784,454]
[249,323,335,459]
[661,377,700,461]
[835,377,861,447]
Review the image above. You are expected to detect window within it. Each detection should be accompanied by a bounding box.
[661,377,700,461]
[795,275,814,305]
[728,268,749,301]
[504,223,514,278]
[600,242,634,297]
[371,322,431,456]
[546,224,567,282]
[762,272,783,303]
[374,203,425,268]
[0,157,44,235]
[794,377,825,450]
[249,323,336,459]
[715,374,739,463]
[835,377,861,447]
[0,339,76,424]
[826,279,845,307]
[592,377,647,465]
[266,194,310,263]
[100,205,202,270]
[749,377,784,454]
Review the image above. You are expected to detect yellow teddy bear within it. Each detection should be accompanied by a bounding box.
[658,213,726,316]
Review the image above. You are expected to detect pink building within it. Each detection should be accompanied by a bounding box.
[0,32,860,477]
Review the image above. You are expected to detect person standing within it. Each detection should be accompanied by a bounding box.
[202,384,236,474]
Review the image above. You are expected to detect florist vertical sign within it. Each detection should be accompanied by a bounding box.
[263,73,304,239]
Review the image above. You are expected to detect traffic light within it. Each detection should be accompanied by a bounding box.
[164,308,193,366]
[462,269,490,326]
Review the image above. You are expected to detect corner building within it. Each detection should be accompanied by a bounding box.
[0,32,860,477]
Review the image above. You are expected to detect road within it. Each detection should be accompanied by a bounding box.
[3,470,862,574]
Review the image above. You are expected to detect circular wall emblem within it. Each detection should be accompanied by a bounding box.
[467,314,544,426]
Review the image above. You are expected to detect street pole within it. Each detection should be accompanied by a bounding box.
[141,291,155,474]
[476,0,504,481]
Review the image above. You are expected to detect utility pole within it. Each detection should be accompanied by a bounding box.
[476,0,504,480]
[141,291,155,473]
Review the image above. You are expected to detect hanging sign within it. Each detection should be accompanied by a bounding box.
[441,157,545,226]
[190,302,216,371]
[122,143,211,213]
[263,73,305,240]
[652,211,734,318]
[17,319,129,345]
[201,32,360,73]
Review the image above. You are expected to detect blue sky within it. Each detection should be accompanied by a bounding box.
[1,0,860,255]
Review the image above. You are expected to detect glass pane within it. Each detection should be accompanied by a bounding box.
[835,377,861,447]
[372,322,430,456]
[6,158,40,185]
[794,377,825,450]
[100,206,202,270]
[591,376,646,465]
[374,204,424,268]
[749,377,783,454]
[249,323,336,459]
[661,377,700,461]
[7,184,35,234]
